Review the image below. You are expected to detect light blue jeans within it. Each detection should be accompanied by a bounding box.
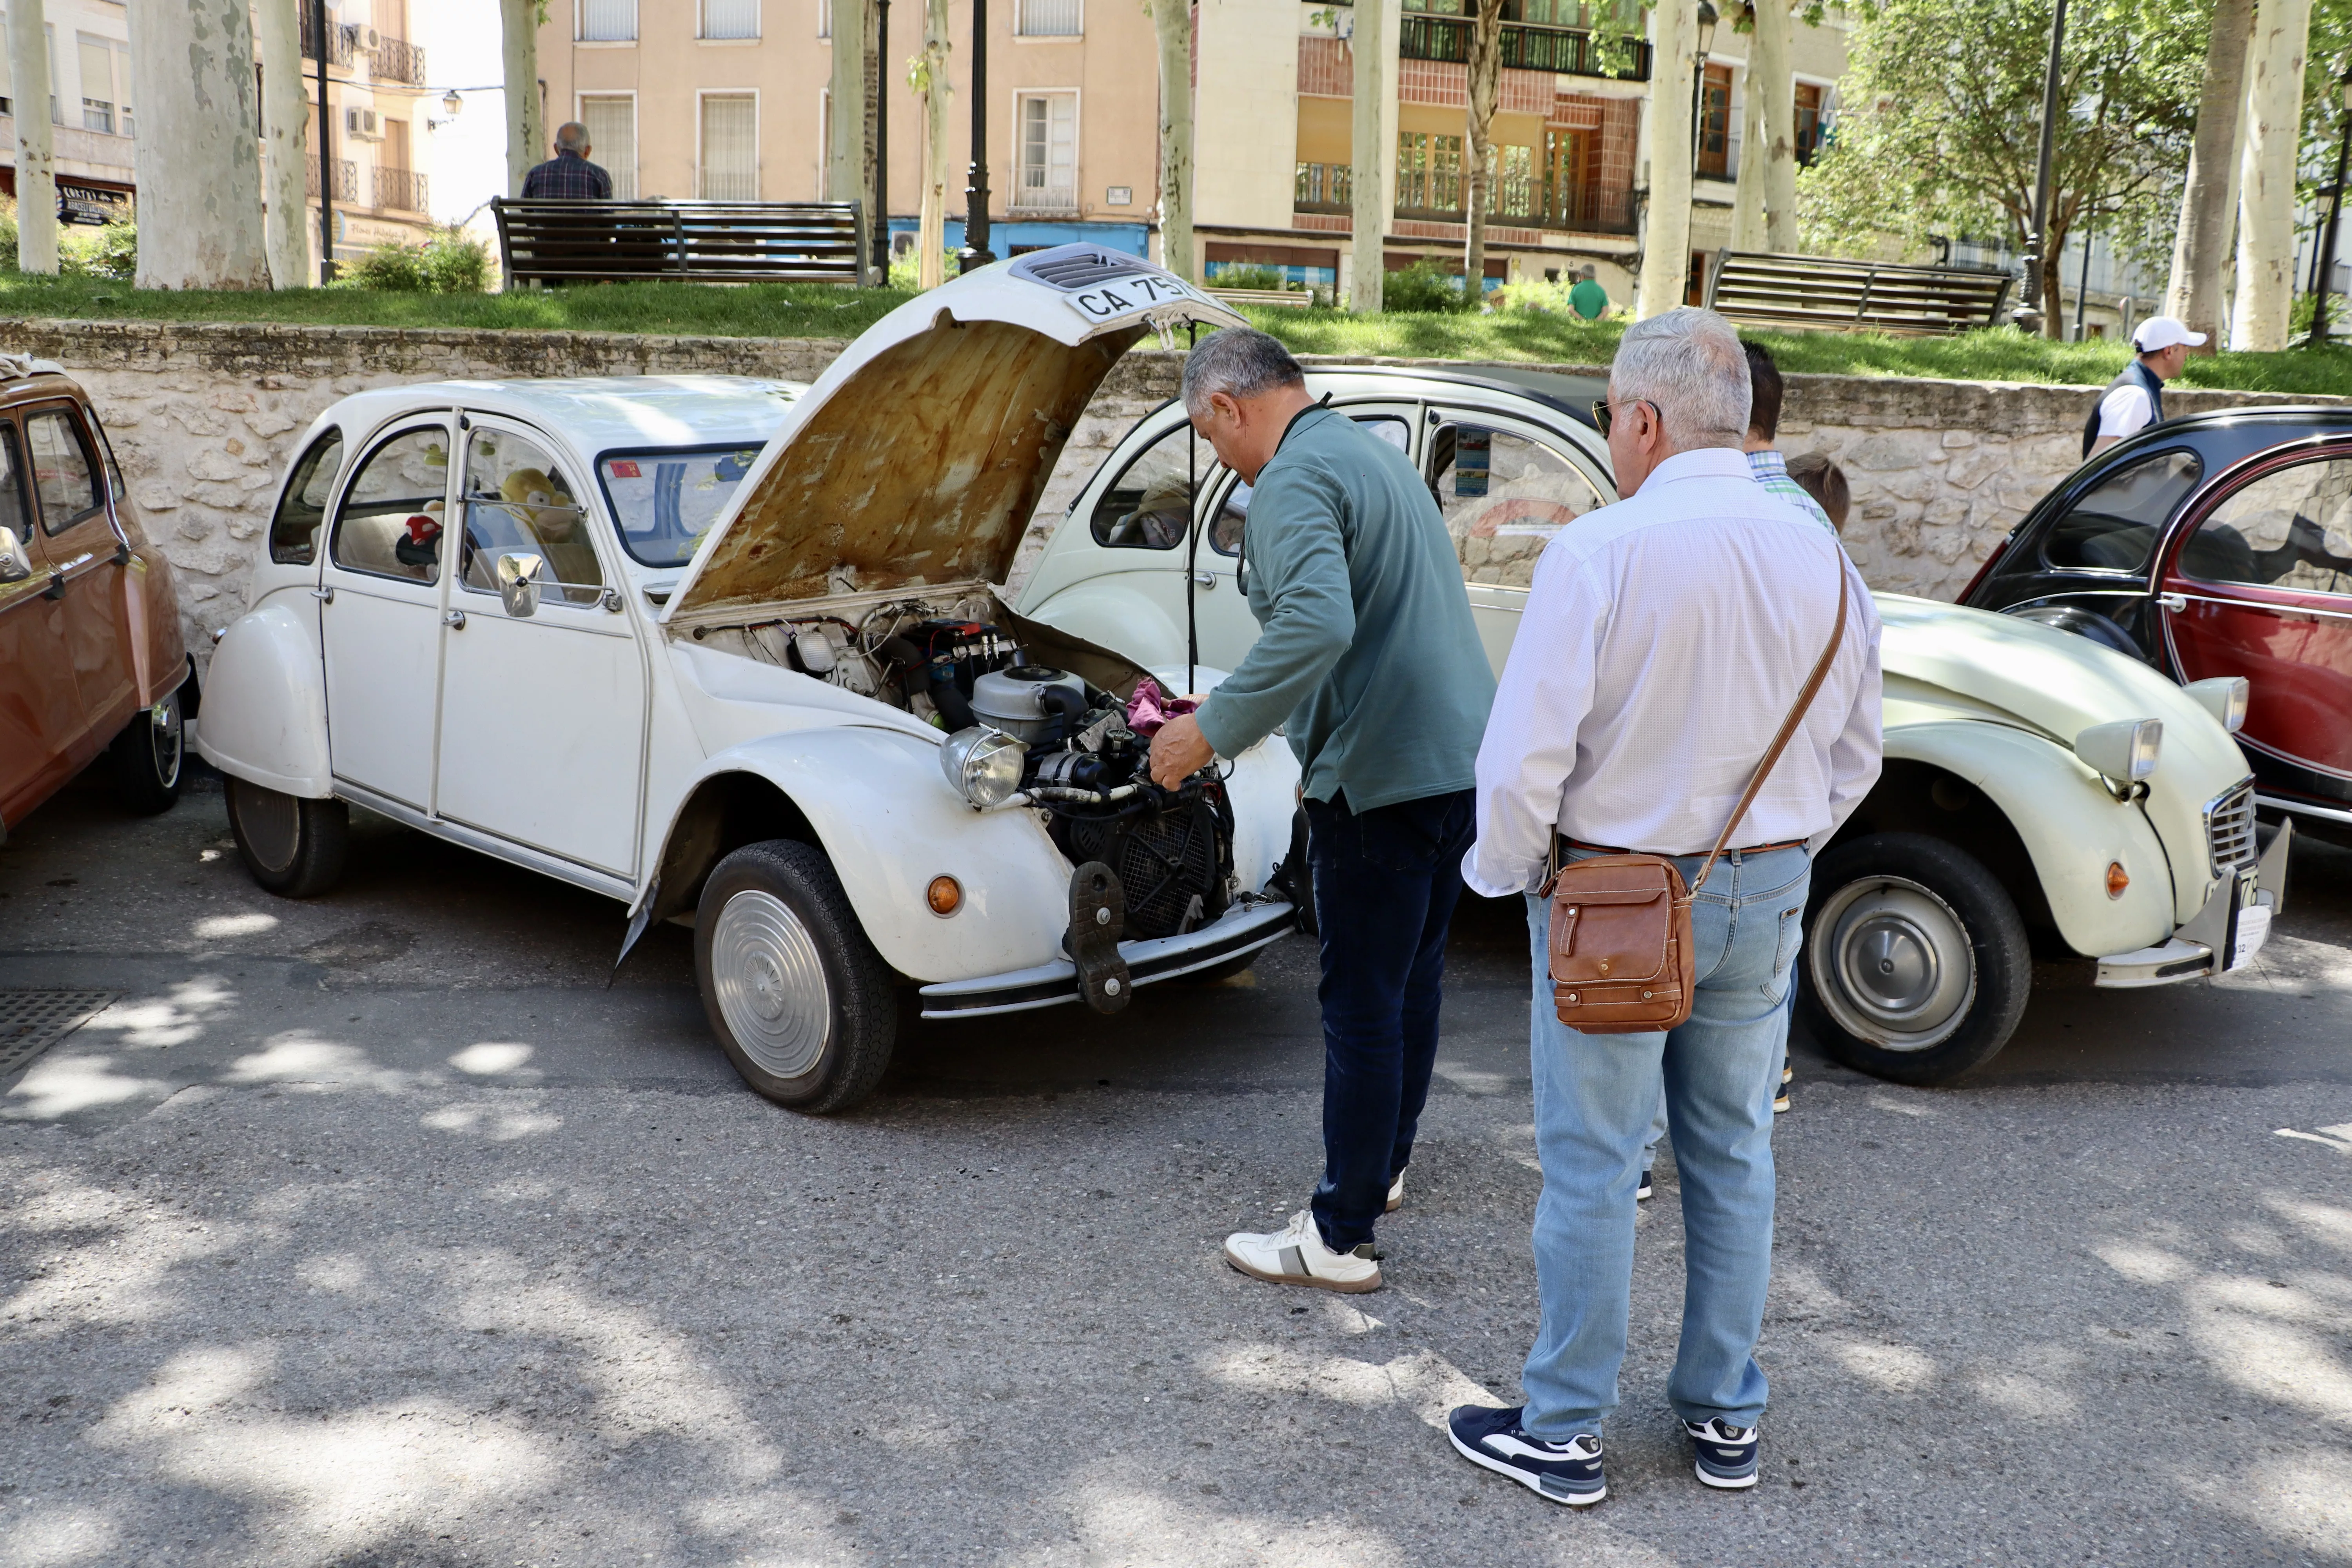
[1519,844,1811,1439]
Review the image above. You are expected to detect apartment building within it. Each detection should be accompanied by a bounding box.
[301,0,441,261]
[0,0,136,224]
[536,0,1856,297]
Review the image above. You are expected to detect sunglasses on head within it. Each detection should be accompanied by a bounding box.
[1590,397,1657,438]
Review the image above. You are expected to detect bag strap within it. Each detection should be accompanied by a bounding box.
[1688,564,1849,896]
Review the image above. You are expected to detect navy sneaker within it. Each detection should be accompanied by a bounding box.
[1684,1416,1760,1489]
[1636,1166,1654,1201]
[1447,1405,1605,1506]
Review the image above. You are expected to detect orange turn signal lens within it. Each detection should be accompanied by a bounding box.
[927,875,964,916]
[2105,861,2130,900]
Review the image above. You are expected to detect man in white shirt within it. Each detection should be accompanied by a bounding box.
[1445,308,1882,1508]
[2085,316,2205,457]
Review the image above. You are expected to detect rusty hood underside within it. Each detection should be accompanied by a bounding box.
[666,247,1244,624]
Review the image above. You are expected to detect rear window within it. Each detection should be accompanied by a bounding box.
[2041,448,2203,572]
[598,446,762,567]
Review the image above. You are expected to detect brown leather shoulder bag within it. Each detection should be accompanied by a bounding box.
[1539,568,1847,1034]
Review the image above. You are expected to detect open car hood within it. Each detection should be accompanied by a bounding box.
[664,246,1245,624]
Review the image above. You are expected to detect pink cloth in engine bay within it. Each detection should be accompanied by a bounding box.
[1123,678,1200,738]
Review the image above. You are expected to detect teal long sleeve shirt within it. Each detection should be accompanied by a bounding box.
[1192,403,1496,813]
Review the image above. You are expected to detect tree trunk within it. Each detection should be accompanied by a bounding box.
[129,0,270,289]
[1636,0,1696,319]
[2231,0,2311,351]
[1349,0,1390,311]
[8,0,56,276]
[918,0,951,290]
[255,0,310,288]
[502,0,542,198]
[2162,0,2252,350]
[864,0,882,283]
[1734,0,1795,252]
[828,0,867,214]
[1464,0,1503,302]
[1153,0,1195,280]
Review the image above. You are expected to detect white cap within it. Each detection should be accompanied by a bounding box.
[2132,316,2209,352]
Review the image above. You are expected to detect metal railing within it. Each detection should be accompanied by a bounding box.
[305,158,359,202]
[373,167,429,213]
[372,36,428,85]
[299,10,356,66]
[1298,165,1635,235]
[1398,16,1650,80]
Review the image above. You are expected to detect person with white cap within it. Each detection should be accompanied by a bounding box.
[2085,316,2208,457]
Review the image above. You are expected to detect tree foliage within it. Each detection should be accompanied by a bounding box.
[1796,0,2208,309]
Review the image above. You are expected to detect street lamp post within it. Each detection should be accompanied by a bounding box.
[313,0,336,283]
[875,0,891,285]
[1689,0,1719,178]
[2308,69,2352,347]
[957,0,994,272]
[2015,0,2069,334]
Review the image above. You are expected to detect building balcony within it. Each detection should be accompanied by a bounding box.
[1397,16,1650,81]
[373,167,428,212]
[1297,163,1637,237]
[305,158,358,203]
[372,36,428,86]
[299,11,356,67]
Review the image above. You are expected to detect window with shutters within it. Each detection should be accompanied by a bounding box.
[703,0,759,38]
[1016,0,1082,36]
[580,95,638,198]
[76,34,111,134]
[699,93,758,200]
[578,0,637,42]
[1013,92,1077,211]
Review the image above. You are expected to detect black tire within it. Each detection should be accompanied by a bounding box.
[695,839,897,1114]
[109,685,185,815]
[1797,831,2032,1086]
[226,775,349,898]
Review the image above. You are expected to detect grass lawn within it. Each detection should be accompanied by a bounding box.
[4,272,2348,397]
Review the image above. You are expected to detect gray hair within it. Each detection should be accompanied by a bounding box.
[555,121,590,152]
[1609,307,1751,450]
[1181,327,1305,417]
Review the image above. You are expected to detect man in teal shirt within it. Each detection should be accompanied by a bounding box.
[1149,329,1495,1293]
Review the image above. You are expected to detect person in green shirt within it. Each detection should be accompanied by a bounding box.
[1147,328,1496,1294]
[1568,265,1610,321]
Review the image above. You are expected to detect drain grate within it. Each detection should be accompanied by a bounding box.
[0,990,118,1076]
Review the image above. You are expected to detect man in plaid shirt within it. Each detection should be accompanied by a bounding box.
[1742,343,1835,534]
[521,123,613,200]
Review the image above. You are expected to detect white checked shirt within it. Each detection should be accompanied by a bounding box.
[1464,447,1884,898]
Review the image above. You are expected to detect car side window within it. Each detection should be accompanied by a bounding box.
[1209,416,1409,557]
[1091,422,1197,550]
[1428,421,1604,587]
[0,426,32,543]
[2042,449,2202,572]
[460,426,603,604]
[269,429,345,566]
[2181,456,2352,601]
[24,408,104,535]
[331,426,452,585]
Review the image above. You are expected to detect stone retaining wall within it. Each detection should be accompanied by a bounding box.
[3,316,2339,669]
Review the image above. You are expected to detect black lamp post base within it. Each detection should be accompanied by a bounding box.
[957,248,997,274]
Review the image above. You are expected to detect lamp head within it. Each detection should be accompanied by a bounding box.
[442,89,464,119]
[1695,0,1719,56]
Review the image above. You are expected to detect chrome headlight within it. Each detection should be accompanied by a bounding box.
[2185,676,2249,734]
[939,725,1027,808]
[2076,718,2162,783]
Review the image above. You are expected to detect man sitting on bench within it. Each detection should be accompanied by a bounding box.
[521,123,613,201]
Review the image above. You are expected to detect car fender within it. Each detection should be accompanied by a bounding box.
[191,600,332,797]
[1019,572,1188,674]
[1883,720,2174,958]
[661,725,1075,984]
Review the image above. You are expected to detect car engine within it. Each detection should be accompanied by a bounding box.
[732,599,1237,942]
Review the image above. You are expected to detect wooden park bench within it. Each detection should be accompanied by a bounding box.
[1703,249,2014,337]
[491,198,866,286]
[1205,286,1316,310]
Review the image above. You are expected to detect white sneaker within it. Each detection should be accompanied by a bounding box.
[1385,1171,1405,1213]
[1223,1210,1383,1293]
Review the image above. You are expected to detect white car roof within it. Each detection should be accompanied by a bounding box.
[325,375,802,456]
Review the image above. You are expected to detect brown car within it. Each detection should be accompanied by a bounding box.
[0,356,190,840]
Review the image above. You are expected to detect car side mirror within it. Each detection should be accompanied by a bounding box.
[0,526,29,584]
[495,551,546,618]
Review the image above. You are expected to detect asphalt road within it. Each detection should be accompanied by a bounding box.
[3,764,2349,1567]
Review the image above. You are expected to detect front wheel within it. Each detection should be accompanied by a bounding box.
[695,840,897,1114]
[227,775,349,898]
[110,688,185,815]
[1797,832,2031,1085]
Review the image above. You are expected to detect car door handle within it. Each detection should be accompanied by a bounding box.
[444,610,466,630]
[2157,592,2187,612]
[312,584,334,604]
[1191,569,1216,588]
[42,571,64,601]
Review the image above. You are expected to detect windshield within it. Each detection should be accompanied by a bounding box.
[598,445,764,567]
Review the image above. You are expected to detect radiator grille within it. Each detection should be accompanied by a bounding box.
[2205,780,2259,878]
[1009,247,1148,292]
[1054,803,1225,940]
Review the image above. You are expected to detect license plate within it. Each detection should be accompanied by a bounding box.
[1064,272,1212,325]
[2229,895,2271,971]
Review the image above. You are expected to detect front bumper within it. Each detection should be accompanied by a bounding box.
[2095,819,2292,988]
[918,898,1296,1020]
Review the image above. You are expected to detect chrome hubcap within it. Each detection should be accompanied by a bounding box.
[234,781,301,873]
[150,697,183,789]
[711,889,831,1080]
[1811,876,1976,1052]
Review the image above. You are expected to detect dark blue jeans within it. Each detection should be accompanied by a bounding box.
[1305,788,1477,1251]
